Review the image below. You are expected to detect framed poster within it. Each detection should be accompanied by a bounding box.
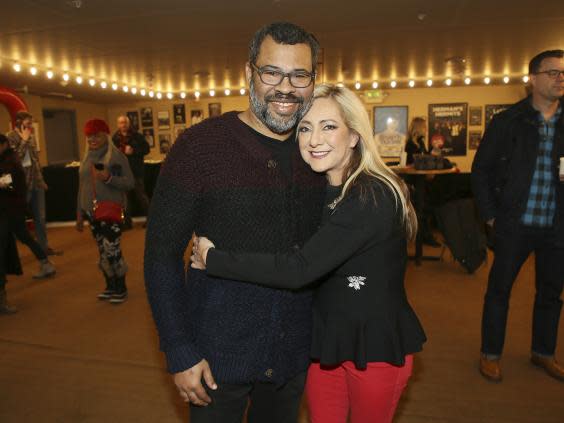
[159,133,172,154]
[157,111,171,129]
[469,106,482,126]
[141,107,153,127]
[173,103,186,124]
[485,104,512,127]
[373,106,408,157]
[126,111,140,130]
[469,130,482,150]
[208,103,222,118]
[190,109,203,126]
[142,128,155,148]
[428,103,468,156]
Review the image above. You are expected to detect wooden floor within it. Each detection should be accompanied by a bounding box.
[0,226,563,423]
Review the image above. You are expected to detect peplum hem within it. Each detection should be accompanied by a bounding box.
[310,308,426,369]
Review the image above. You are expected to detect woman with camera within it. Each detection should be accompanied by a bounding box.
[76,119,133,304]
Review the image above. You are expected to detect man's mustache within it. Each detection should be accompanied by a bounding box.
[265,93,303,104]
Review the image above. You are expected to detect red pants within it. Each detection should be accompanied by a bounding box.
[306,355,413,423]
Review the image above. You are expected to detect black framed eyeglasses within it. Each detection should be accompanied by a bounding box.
[251,63,315,88]
[534,69,564,79]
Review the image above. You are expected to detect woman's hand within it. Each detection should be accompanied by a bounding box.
[93,168,110,182]
[191,236,216,270]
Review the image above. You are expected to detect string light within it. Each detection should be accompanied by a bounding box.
[62,72,70,81]
[46,70,54,79]
[354,82,361,90]
[140,88,146,96]
[240,88,246,95]
[180,92,186,99]
[88,78,96,87]
[111,82,118,90]
[30,66,38,76]
[372,81,379,89]
[100,81,107,89]
[13,63,21,72]
[209,89,216,97]
[503,76,510,84]
[166,92,173,99]
[75,76,83,84]
[194,91,201,99]
[484,77,491,84]
[131,87,137,95]
[408,80,415,88]
[224,89,231,96]
[426,79,433,87]
[122,85,129,93]
[148,90,155,98]
[445,78,452,86]
[156,92,163,99]
[523,75,530,83]
[390,80,397,88]
[464,77,471,85]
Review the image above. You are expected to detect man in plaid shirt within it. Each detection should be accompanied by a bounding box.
[472,49,564,383]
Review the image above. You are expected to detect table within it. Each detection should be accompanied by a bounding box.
[391,166,459,265]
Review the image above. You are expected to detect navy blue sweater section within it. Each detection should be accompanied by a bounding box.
[144,112,326,384]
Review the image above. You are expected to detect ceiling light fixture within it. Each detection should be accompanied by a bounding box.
[156,92,163,99]
[195,91,201,99]
[148,90,155,98]
[503,76,510,84]
[46,70,54,79]
[445,78,452,86]
[122,85,129,93]
[426,79,433,87]
[372,81,378,89]
[131,87,137,95]
[209,89,216,97]
[240,88,246,95]
[76,76,83,84]
[166,92,173,99]
[100,81,107,89]
[464,77,471,85]
[62,72,70,81]
[180,92,186,99]
[408,80,415,88]
[523,75,530,83]
[30,66,38,76]
[390,80,397,88]
[484,76,491,84]
[140,88,146,96]
[13,62,21,72]
[354,81,361,90]
[224,89,231,96]
[88,78,96,87]
[111,82,118,90]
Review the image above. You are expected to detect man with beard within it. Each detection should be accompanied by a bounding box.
[144,22,325,422]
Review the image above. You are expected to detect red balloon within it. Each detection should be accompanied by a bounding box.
[0,86,28,128]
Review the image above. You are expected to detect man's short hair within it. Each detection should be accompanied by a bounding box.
[15,111,33,121]
[529,49,564,75]
[249,22,320,73]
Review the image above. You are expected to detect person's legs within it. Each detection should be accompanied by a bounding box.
[133,176,150,215]
[305,363,349,423]
[481,224,533,356]
[10,216,47,261]
[189,382,252,423]
[247,372,307,423]
[346,356,413,423]
[532,239,564,356]
[0,219,16,314]
[28,187,48,253]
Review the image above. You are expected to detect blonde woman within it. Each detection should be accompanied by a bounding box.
[404,117,428,165]
[191,84,426,423]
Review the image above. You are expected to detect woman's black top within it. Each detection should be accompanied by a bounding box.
[405,136,427,165]
[206,178,426,369]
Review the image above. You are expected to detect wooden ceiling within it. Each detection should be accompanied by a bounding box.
[0,0,562,103]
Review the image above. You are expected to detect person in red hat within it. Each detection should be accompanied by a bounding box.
[76,118,134,304]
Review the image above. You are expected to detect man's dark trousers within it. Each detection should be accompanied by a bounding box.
[189,372,306,423]
[481,219,564,356]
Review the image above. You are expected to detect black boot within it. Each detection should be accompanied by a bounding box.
[109,276,128,304]
[0,287,18,314]
[97,275,116,301]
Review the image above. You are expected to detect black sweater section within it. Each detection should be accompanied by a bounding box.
[144,111,326,383]
[207,179,426,368]
[0,148,27,217]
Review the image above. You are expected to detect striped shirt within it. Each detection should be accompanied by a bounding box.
[521,106,561,227]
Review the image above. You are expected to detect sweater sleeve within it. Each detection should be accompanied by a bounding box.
[206,185,398,289]
[144,132,204,373]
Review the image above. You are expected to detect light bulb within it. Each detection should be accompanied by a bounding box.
[122,85,129,93]
[62,73,70,81]
[100,81,107,89]
[131,87,137,95]
[194,91,201,99]
[354,82,361,90]
[464,77,471,85]
[445,78,452,86]
[390,81,397,88]
[166,92,173,99]
[46,70,54,79]
[30,66,38,76]
[503,76,510,84]
[76,76,83,84]
[372,81,378,89]
[426,79,433,87]
[240,88,246,95]
[111,82,118,90]
[148,90,155,98]
[523,75,530,83]
[140,88,146,96]
[224,89,231,96]
[13,63,21,72]
[180,92,186,99]
[408,80,415,88]
[88,78,96,87]
[484,77,491,84]
[209,89,215,97]
[156,92,162,99]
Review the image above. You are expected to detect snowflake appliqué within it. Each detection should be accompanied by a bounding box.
[347,276,366,290]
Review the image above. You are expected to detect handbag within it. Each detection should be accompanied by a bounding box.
[90,164,124,223]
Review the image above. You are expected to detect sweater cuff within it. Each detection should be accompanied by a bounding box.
[164,344,203,374]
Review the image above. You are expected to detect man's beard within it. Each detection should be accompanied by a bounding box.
[249,79,313,135]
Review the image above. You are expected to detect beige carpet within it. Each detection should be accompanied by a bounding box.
[0,227,563,422]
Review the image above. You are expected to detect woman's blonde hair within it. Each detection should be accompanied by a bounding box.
[312,84,417,240]
[408,117,427,141]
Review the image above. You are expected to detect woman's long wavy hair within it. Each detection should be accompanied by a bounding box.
[311,84,417,240]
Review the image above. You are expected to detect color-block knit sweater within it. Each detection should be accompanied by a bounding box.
[144,111,326,384]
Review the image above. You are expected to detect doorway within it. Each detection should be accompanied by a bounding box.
[42,109,79,164]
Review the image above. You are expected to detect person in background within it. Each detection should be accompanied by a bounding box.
[192,84,426,423]
[404,117,441,247]
[77,119,134,304]
[472,49,564,383]
[0,134,56,314]
[112,115,150,229]
[6,111,62,256]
